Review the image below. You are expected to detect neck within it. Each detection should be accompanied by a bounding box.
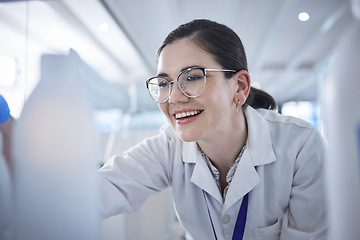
[198,110,248,173]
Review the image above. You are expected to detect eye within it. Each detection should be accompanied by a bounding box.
[186,75,204,81]
[158,79,169,88]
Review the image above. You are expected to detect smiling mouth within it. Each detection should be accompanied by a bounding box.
[175,110,202,119]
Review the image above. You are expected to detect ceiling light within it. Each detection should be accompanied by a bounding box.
[298,12,310,22]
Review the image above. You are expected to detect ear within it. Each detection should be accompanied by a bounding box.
[233,70,251,105]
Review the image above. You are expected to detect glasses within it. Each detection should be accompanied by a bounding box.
[146,67,236,103]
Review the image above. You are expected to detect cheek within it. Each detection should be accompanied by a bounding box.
[206,89,235,116]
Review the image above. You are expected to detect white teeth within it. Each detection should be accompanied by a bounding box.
[175,110,201,119]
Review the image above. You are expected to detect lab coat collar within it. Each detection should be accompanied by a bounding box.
[181,107,278,206]
[245,106,277,167]
[224,107,278,210]
[223,148,260,211]
[183,141,224,203]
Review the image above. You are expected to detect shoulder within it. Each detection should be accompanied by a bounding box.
[255,107,314,130]
[246,107,317,137]
[245,107,325,155]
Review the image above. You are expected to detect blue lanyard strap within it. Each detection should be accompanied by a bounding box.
[232,193,249,240]
[203,190,249,240]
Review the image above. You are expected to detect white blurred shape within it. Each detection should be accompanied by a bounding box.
[0,56,17,86]
[352,0,360,20]
[323,23,360,239]
[13,51,100,240]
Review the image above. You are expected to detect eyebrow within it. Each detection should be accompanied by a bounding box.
[156,73,168,78]
[156,65,203,78]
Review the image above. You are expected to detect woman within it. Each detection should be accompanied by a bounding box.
[0,19,328,239]
[98,19,328,239]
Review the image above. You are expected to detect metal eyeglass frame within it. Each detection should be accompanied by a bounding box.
[145,66,236,103]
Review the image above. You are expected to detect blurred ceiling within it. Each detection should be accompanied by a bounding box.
[0,0,358,114]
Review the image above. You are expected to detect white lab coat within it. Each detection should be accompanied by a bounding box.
[98,106,328,240]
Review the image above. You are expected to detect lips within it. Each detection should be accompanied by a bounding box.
[174,110,202,120]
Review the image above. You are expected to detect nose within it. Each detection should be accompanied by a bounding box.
[168,81,188,104]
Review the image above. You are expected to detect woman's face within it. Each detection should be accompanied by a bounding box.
[157,38,239,143]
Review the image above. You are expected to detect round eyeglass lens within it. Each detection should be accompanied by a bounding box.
[178,68,206,97]
[148,77,170,103]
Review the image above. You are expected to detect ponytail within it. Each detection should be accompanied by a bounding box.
[245,87,277,110]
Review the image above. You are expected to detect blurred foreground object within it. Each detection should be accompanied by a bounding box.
[0,95,10,124]
[0,95,14,168]
[13,51,101,240]
[323,12,360,240]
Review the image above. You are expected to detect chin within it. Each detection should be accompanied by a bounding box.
[175,129,200,142]
[169,120,202,142]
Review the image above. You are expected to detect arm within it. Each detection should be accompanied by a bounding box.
[0,95,14,173]
[98,126,175,219]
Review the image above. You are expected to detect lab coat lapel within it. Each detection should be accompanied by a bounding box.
[245,107,278,167]
[182,141,223,204]
[224,107,277,211]
[223,149,259,211]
